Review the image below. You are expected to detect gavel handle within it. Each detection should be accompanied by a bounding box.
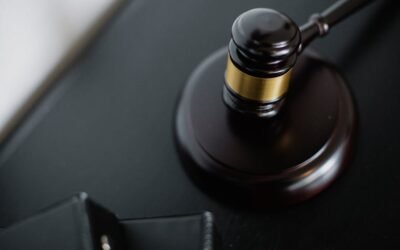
[300,0,374,50]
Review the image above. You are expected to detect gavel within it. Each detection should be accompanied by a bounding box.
[224,0,372,118]
[175,0,373,204]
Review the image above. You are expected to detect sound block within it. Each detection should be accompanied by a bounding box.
[175,48,356,205]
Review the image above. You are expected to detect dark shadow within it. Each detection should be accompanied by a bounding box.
[338,0,399,69]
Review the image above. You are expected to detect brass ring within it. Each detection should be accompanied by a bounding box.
[224,57,291,102]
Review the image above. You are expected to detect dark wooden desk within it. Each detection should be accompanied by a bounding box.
[1,0,399,249]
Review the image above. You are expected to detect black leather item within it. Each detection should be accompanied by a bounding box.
[121,213,217,250]
[0,193,217,250]
[0,193,125,250]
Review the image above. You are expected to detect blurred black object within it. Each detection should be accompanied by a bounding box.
[0,193,217,250]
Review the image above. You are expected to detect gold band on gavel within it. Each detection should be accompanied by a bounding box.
[224,57,292,102]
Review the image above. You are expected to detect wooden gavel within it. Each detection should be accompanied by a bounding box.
[223,0,372,117]
[175,0,373,204]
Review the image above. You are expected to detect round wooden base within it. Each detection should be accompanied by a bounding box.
[175,48,356,205]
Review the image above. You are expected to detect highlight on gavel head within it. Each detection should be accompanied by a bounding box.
[223,8,301,118]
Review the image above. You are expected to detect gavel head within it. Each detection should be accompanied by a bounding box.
[223,8,301,118]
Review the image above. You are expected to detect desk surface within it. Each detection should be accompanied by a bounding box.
[1,0,400,249]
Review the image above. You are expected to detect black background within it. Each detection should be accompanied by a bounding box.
[1,0,400,249]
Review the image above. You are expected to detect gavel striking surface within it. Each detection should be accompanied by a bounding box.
[176,48,356,204]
